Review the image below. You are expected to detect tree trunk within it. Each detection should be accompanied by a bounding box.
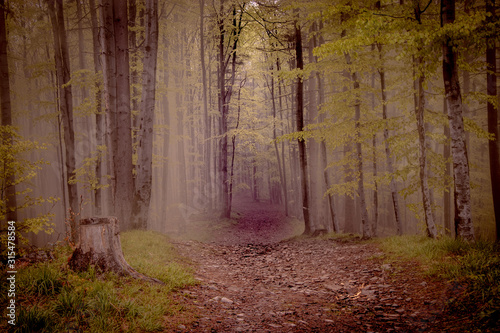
[47,0,79,242]
[486,0,500,241]
[112,0,134,228]
[229,78,244,213]
[343,48,371,239]
[307,25,323,232]
[414,55,437,238]
[294,19,312,235]
[134,0,159,230]
[0,0,17,224]
[441,0,474,241]
[277,61,289,216]
[68,217,162,284]
[218,0,230,218]
[377,43,402,235]
[443,97,452,235]
[89,0,104,216]
[199,0,212,211]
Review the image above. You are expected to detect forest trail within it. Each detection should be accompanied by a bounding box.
[171,198,461,332]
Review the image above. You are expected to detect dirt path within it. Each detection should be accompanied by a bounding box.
[170,198,461,332]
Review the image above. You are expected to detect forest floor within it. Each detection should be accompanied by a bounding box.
[168,197,474,333]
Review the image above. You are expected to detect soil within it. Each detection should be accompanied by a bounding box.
[169,197,471,332]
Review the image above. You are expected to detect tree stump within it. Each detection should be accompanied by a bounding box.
[68,216,163,284]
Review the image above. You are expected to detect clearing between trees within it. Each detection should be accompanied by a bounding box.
[169,197,471,332]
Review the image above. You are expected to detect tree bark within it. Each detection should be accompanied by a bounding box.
[199,0,212,211]
[441,0,474,241]
[100,0,116,215]
[68,217,163,284]
[307,25,323,232]
[277,61,289,216]
[377,43,402,235]
[443,97,452,235]
[0,0,17,224]
[486,0,500,241]
[218,0,230,218]
[134,0,159,229]
[112,0,134,228]
[414,55,438,238]
[294,19,312,235]
[47,0,79,242]
[89,0,104,215]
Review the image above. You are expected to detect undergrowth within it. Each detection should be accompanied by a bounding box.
[380,235,500,330]
[0,230,197,332]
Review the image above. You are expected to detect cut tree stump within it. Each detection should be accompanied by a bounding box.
[68,216,163,284]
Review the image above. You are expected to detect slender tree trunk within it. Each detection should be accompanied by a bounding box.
[377,43,402,235]
[229,78,244,212]
[486,0,500,241]
[89,0,104,215]
[371,69,378,237]
[47,0,79,242]
[343,47,371,238]
[133,0,159,229]
[271,71,286,213]
[353,71,371,239]
[307,25,323,232]
[128,0,139,129]
[100,0,116,216]
[441,0,474,241]
[443,97,452,235]
[199,0,212,211]
[112,0,134,228]
[414,56,437,238]
[277,61,289,216]
[0,0,17,224]
[294,19,312,235]
[218,0,230,218]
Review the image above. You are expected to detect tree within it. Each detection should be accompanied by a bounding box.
[376,42,402,235]
[412,1,438,239]
[99,0,135,228]
[441,0,474,241]
[294,15,312,235]
[134,0,160,229]
[485,0,500,241]
[47,0,79,242]
[217,0,245,218]
[0,0,17,225]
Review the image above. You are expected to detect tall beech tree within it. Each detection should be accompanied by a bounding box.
[217,0,245,219]
[47,0,78,241]
[413,1,438,239]
[294,16,312,235]
[100,0,134,228]
[441,0,474,241]
[486,0,500,241]
[0,0,17,224]
[134,0,160,229]
[113,0,134,228]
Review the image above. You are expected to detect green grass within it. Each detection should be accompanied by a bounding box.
[0,230,197,332]
[379,235,500,330]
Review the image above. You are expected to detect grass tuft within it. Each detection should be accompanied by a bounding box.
[379,235,500,330]
[121,230,198,290]
[1,230,196,332]
[16,305,53,333]
[19,262,63,296]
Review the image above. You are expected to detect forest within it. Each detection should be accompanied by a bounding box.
[0,0,499,249]
[1,0,500,331]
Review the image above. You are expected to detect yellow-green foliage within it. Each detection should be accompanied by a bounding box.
[0,126,57,256]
